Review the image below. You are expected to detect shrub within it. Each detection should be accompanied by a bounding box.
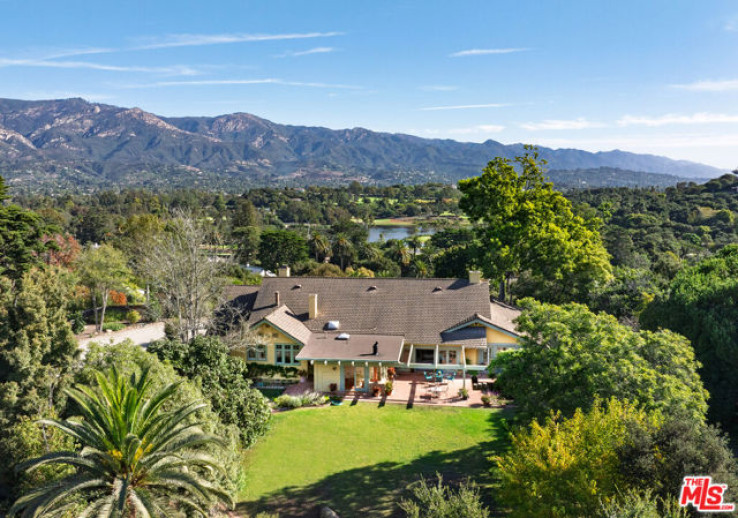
[108,290,127,306]
[274,394,303,408]
[617,413,738,505]
[400,474,490,518]
[274,391,327,408]
[102,322,125,332]
[71,310,86,334]
[299,391,328,406]
[496,399,657,518]
[125,309,141,324]
[143,298,162,322]
[458,388,469,399]
[385,381,393,395]
[480,395,491,407]
[148,336,271,447]
[598,489,688,518]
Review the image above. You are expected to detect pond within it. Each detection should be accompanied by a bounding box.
[368,225,435,242]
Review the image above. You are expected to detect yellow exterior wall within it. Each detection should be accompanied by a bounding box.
[314,363,341,392]
[485,328,518,344]
[464,348,478,364]
[244,322,309,372]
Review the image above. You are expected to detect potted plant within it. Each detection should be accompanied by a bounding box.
[384,381,393,396]
[387,367,396,380]
[481,395,492,407]
[458,388,469,400]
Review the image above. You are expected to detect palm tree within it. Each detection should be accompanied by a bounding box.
[10,368,232,518]
[333,234,354,270]
[309,232,331,262]
[387,240,411,270]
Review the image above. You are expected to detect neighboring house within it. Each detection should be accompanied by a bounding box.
[225,269,521,392]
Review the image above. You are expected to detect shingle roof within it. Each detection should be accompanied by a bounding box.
[246,277,494,345]
[296,333,404,362]
[440,327,488,348]
[223,285,260,314]
[255,305,313,345]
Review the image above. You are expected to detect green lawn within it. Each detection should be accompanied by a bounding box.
[237,403,509,517]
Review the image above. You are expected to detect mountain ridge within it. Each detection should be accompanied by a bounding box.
[0,97,724,191]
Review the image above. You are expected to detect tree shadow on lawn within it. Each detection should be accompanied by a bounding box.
[237,409,511,517]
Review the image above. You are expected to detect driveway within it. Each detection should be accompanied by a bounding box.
[77,322,166,351]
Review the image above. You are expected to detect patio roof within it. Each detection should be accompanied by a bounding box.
[296,333,404,363]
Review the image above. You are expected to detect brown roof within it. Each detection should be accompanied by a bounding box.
[296,333,404,362]
[246,277,495,345]
[488,300,521,336]
[223,285,260,314]
[256,305,313,345]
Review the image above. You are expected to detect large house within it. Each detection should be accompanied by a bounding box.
[226,269,521,392]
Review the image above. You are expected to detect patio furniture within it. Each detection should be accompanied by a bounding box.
[434,373,444,383]
[427,385,444,399]
[444,372,456,381]
[423,371,434,382]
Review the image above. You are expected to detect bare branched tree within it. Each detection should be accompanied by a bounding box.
[142,211,230,341]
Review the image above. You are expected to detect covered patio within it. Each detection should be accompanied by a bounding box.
[335,371,501,408]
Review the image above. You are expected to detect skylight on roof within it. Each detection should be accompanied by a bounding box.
[326,320,339,330]
[336,333,350,340]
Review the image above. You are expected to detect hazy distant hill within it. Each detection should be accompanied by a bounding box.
[0,98,723,191]
[546,168,701,189]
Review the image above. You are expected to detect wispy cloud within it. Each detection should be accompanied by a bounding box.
[407,124,505,138]
[671,78,738,92]
[725,16,738,31]
[275,47,336,58]
[617,112,738,127]
[448,124,505,134]
[132,31,344,51]
[0,58,199,75]
[450,48,528,57]
[120,78,363,90]
[420,103,510,111]
[520,118,606,131]
[419,85,458,91]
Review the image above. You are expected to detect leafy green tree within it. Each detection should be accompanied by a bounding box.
[400,474,489,518]
[9,367,233,517]
[641,245,738,428]
[75,244,131,332]
[148,336,271,448]
[617,412,738,506]
[496,399,656,518]
[0,267,79,487]
[0,176,55,281]
[257,229,308,272]
[458,149,612,302]
[493,299,708,424]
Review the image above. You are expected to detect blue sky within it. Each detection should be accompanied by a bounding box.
[1,0,737,168]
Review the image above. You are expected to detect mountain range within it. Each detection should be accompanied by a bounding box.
[0,97,724,192]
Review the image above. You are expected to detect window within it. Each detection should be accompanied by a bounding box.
[246,345,267,362]
[415,349,435,364]
[275,343,301,365]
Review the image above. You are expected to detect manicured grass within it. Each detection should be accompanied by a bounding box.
[237,403,509,517]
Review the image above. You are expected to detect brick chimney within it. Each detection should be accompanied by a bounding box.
[274,291,280,306]
[278,265,291,277]
[308,293,318,319]
[468,270,482,284]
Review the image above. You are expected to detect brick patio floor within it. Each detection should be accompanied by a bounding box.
[285,371,503,408]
